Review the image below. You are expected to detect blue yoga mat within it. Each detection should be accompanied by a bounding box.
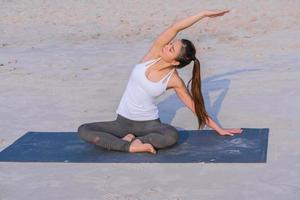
[0,128,269,163]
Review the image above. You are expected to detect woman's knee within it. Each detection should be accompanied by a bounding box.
[167,129,179,145]
[161,125,180,147]
[77,123,89,137]
[78,123,98,143]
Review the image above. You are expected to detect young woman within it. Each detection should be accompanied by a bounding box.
[78,9,243,154]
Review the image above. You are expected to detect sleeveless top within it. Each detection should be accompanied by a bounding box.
[116,57,175,121]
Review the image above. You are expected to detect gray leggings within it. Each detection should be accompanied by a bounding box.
[77,114,179,152]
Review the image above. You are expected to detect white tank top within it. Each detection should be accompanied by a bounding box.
[116,57,175,120]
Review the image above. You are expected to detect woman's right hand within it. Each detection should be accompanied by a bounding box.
[202,9,230,18]
[216,128,243,136]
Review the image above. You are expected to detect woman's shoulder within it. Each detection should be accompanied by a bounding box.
[138,48,161,64]
[138,56,160,64]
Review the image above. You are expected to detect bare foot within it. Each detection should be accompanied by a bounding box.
[122,133,136,142]
[129,138,156,154]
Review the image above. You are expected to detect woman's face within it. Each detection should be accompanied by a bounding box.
[160,39,183,65]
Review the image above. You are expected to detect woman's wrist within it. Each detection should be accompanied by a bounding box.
[205,117,223,132]
[215,127,224,134]
[199,11,208,18]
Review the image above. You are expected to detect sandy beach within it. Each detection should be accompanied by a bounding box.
[1,0,300,199]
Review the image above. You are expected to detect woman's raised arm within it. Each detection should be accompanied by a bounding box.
[150,9,230,52]
[172,9,230,32]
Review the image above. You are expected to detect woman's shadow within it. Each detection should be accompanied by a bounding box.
[157,68,261,133]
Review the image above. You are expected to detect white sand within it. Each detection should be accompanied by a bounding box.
[1,0,300,199]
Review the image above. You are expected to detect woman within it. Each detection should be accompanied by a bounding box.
[77,9,243,154]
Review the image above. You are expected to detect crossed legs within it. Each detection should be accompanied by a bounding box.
[77,117,179,154]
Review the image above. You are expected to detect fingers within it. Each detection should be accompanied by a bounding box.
[210,9,229,12]
[230,128,242,131]
[221,128,243,136]
[220,131,234,136]
[219,9,230,13]
[227,128,243,134]
[211,9,230,17]
[225,132,234,136]
[223,9,230,13]
[218,128,243,136]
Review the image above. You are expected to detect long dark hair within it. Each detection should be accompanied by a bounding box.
[175,39,209,129]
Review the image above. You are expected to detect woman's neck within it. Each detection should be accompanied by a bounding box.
[152,57,174,71]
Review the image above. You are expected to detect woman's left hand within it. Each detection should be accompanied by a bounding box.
[202,9,230,18]
[216,128,243,136]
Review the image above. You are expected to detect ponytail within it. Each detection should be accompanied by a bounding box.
[186,57,209,129]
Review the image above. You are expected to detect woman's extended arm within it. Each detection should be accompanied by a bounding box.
[151,9,230,51]
[190,100,242,136]
[174,76,242,136]
[172,9,230,32]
